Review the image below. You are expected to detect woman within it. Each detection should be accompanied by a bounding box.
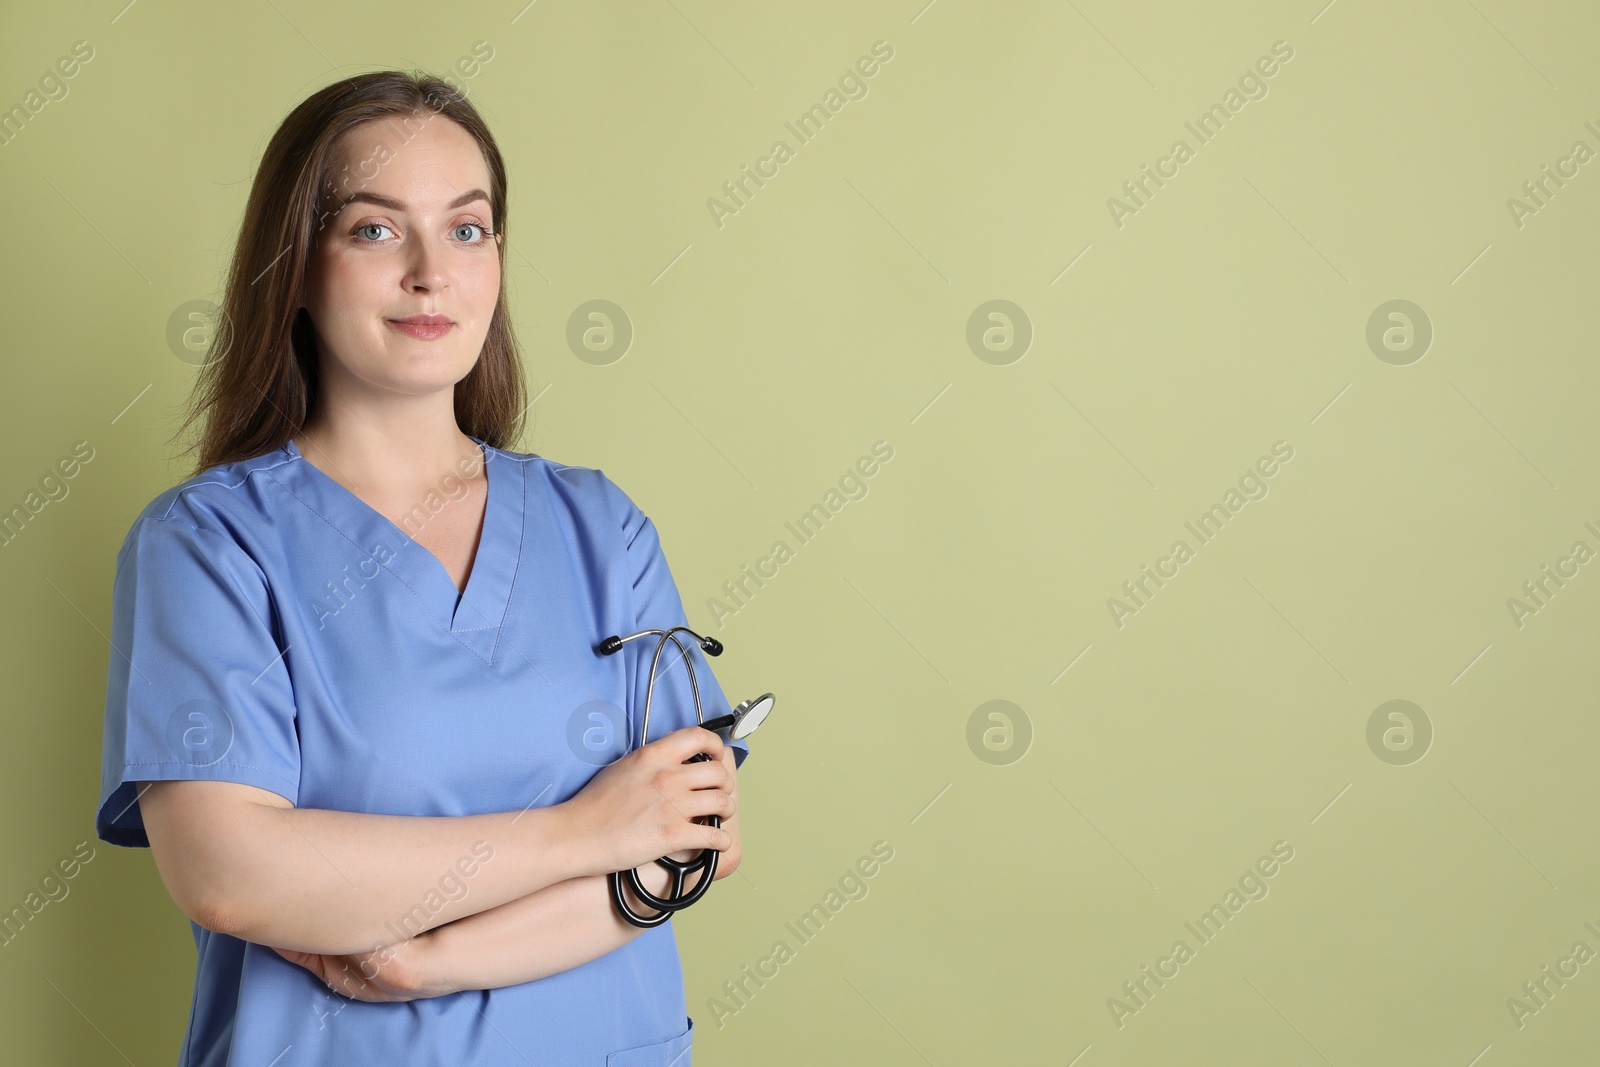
[94,71,747,1065]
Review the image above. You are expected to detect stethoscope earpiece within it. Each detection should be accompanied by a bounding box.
[595,627,772,928]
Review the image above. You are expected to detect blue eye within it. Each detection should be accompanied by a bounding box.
[350,220,493,245]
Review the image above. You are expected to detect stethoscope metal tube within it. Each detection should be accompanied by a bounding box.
[596,625,736,928]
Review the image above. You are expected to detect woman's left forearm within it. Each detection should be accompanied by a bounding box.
[415,755,741,996]
[416,868,661,995]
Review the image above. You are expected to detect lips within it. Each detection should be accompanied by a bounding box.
[387,315,455,340]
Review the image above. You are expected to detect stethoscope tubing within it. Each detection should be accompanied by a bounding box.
[598,625,727,928]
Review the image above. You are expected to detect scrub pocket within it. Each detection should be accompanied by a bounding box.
[607,1016,695,1066]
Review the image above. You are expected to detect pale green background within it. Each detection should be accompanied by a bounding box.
[2,0,1598,1063]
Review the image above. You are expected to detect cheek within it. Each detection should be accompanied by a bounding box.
[306,251,359,316]
[319,253,389,305]
[463,256,501,310]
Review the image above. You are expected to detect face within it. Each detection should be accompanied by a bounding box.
[300,114,502,410]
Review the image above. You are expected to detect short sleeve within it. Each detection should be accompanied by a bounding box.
[96,516,301,848]
[597,473,750,770]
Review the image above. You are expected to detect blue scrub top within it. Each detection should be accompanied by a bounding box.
[96,437,749,1066]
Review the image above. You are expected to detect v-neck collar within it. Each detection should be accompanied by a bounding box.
[276,435,527,662]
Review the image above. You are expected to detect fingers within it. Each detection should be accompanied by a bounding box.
[669,758,731,792]
[643,750,731,800]
[580,723,739,871]
[660,723,727,764]
[645,765,736,848]
[669,821,732,852]
[335,966,361,997]
[654,776,736,821]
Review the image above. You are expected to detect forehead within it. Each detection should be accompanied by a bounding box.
[326,115,491,211]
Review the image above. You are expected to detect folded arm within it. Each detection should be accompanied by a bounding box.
[136,724,735,959]
[137,779,587,956]
[414,751,741,995]
[277,747,741,998]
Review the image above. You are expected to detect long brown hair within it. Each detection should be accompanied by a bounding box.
[174,70,526,476]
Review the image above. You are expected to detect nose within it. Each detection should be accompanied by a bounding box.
[401,230,449,293]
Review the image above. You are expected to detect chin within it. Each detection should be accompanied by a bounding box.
[399,370,479,395]
[353,364,471,396]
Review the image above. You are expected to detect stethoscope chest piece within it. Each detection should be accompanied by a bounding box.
[698,692,775,742]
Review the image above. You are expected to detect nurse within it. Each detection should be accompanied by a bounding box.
[95,71,748,1065]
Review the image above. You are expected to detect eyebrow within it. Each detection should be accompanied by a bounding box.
[335,188,491,213]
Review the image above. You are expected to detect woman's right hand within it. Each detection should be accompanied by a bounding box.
[560,725,736,876]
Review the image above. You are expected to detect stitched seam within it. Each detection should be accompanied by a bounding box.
[484,448,529,664]
[178,930,204,1067]
[122,761,299,788]
[263,467,418,564]
[137,516,277,623]
[266,462,500,666]
[182,448,553,665]
[592,469,642,747]
[153,452,300,522]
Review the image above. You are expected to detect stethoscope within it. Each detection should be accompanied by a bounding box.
[596,625,774,928]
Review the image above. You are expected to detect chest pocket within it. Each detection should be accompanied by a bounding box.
[607,1016,694,1066]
